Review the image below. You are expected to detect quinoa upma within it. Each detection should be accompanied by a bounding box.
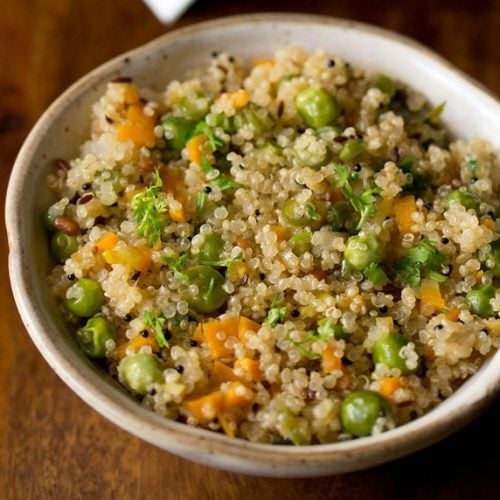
[45,48,500,444]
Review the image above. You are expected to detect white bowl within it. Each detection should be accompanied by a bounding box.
[5,13,500,477]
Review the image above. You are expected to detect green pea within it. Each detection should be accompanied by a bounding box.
[340,390,390,437]
[375,74,396,98]
[118,353,164,395]
[65,278,105,318]
[76,316,116,358]
[183,265,228,314]
[177,94,211,121]
[198,233,224,264]
[446,190,480,212]
[162,116,195,151]
[50,231,78,263]
[489,240,500,278]
[339,139,365,162]
[282,199,320,227]
[291,231,312,255]
[295,87,340,128]
[466,284,495,317]
[234,104,273,133]
[372,332,418,375]
[317,318,346,340]
[344,232,384,271]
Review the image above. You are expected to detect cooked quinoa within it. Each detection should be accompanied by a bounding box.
[45,48,500,444]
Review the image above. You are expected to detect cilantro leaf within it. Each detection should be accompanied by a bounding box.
[395,239,446,287]
[212,175,242,191]
[131,170,168,246]
[398,156,416,173]
[333,164,380,230]
[265,294,287,327]
[191,122,224,150]
[197,252,243,268]
[364,262,389,285]
[143,310,168,348]
[163,252,188,280]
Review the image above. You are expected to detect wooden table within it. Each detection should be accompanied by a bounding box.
[1,1,499,498]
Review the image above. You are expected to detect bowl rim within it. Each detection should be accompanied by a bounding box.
[5,12,500,476]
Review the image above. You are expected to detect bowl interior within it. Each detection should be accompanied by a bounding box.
[6,14,500,477]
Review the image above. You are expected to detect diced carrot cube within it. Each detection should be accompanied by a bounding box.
[271,225,289,241]
[186,134,207,164]
[202,316,240,359]
[253,58,274,67]
[224,381,254,409]
[211,360,239,386]
[229,89,250,110]
[481,217,496,231]
[183,391,225,424]
[379,376,405,399]
[445,307,460,322]
[234,357,261,383]
[123,85,140,104]
[420,278,445,312]
[115,335,159,358]
[322,342,342,373]
[238,316,260,344]
[95,232,120,253]
[393,195,418,234]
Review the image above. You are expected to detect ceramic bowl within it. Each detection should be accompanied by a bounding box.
[5,13,500,477]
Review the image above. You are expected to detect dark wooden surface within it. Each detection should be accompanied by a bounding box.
[1,1,499,498]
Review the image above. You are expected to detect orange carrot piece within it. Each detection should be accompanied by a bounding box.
[420,278,445,312]
[445,307,460,322]
[95,232,119,253]
[322,342,342,373]
[238,316,260,344]
[224,381,254,409]
[234,357,261,383]
[123,85,140,104]
[393,195,418,234]
[481,217,496,231]
[116,103,156,148]
[183,391,225,424]
[102,244,151,273]
[379,376,405,399]
[201,316,240,359]
[271,225,289,242]
[211,360,239,386]
[115,335,159,358]
[186,134,207,164]
[229,89,250,110]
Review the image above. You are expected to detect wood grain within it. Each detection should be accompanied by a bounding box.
[0,1,498,498]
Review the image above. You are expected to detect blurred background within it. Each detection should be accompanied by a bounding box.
[1,1,499,498]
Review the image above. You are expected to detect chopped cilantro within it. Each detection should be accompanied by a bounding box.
[191,121,224,150]
[333,164,381,230]
[163,252,188,279]
[395,239,446,287]
[266,294,287,327]
[196,191,207,215]
[143,311,169,347]
[212,175,242,191]
[304,203,320,220]
[364,262,389,285]
[131,170,168,246]
[398,156,416,173]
